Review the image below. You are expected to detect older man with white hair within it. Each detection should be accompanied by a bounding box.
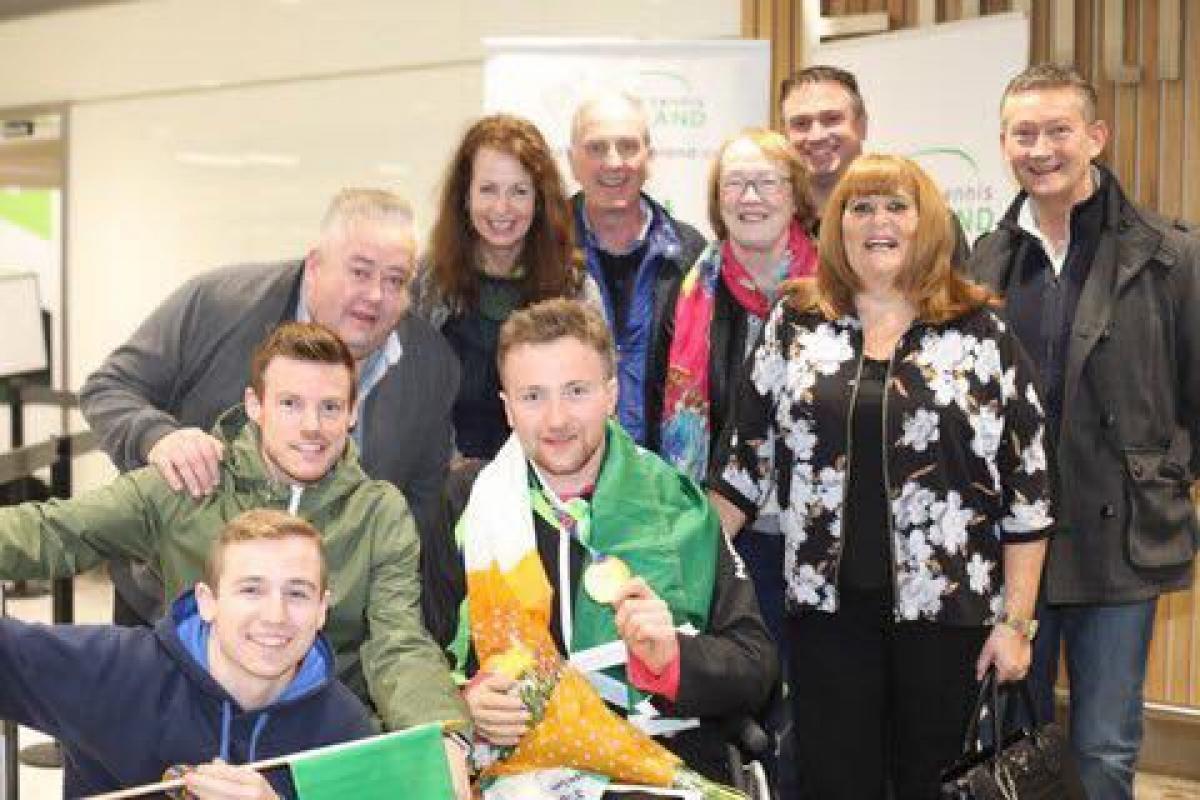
[568,91,707,446]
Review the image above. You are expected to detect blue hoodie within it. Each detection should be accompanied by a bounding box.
[0,591,374,798]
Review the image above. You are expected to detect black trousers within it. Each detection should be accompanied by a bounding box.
[787,589,986,800]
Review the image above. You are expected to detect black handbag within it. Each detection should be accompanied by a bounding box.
[939,667,1086,800]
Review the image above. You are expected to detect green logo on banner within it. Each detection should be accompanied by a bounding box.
[0,190,54,240]
[910,147,997,239]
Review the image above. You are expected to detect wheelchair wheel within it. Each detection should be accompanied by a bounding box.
[744,759,771,800]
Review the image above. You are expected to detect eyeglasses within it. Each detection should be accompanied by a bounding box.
[509,380,606,409]
[720,173,791,199]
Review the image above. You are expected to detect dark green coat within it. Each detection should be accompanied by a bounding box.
[968,167,1200,603]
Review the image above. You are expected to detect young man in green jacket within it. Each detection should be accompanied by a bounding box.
[0,321,470,797]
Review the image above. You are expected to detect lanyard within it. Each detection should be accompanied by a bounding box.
[529,470,593,652]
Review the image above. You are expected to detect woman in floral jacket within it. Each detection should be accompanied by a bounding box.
[709,155,1053,800]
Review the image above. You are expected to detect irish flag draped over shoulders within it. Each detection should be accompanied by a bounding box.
[453,422,743,798]
[459,421,717,670]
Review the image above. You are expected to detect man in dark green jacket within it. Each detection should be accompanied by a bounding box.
[968,64,1200,800]
[0,321,470,796]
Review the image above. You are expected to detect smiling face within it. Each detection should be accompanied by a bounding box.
[718,137,796,253]
[781,81,867,196]
[500,336,617,498]
[569,96,651,217]
[468,146,536,272]
[303,219,414,361]
[245,355,356,486]
[1001,87,1107,210]
[841,190,920,291]
[196,535,328,710]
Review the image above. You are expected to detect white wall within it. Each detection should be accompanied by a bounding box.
[0,0,739,485]
[0,1,739,109]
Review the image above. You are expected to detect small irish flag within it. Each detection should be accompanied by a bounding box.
[85,723,457,800]
[291,722,454,800]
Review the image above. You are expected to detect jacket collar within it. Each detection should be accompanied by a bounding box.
[572,191,682,263]
[212,404,366,511]
[995,163,1169,278]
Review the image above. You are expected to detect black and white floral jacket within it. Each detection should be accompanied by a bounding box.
[712,301,1054,626]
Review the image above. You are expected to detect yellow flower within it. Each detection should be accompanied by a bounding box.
[482,640,536,681]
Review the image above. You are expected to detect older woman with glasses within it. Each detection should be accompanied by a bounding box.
[709,154,1052,799]
[650,128,818,650]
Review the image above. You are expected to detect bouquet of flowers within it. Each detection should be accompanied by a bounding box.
[476,641,747,800]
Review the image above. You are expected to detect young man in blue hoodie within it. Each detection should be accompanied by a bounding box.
[0,509,374,799]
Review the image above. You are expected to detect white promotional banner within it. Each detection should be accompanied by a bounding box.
[814,12,1028,243]
[483,38,771,237]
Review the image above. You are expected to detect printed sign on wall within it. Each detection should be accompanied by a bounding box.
[814,13,1029,243]
[483,38,771,237]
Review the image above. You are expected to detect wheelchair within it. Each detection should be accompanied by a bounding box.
[724,714,775,800]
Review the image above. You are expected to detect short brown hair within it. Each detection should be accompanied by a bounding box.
[1001,64,1098,123]
[427,114,584,313]
[707,128,817,240]
[249,322,357,407]
[792,154,995,323]
[204,509,327,591]
[497,298,614,382]
[779,65,866,119]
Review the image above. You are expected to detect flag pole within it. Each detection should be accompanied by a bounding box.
[84,720,465,800]
[84,752,295,800]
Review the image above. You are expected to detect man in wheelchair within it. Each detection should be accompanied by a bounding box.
[429,298,778,798]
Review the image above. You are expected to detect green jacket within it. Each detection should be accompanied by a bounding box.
[0,406,466,731]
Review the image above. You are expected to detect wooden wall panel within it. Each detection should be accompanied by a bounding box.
[1137,0,1159,210]
[1185,0,1200,222]
[1160,67,1184,218]
[748,1,1199,223]
[745,0,1200,713]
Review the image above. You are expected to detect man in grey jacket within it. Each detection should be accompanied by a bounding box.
[80,188,458,624]
[968,64,1200,800]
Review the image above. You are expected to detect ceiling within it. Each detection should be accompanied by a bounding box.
[0,0,131,23]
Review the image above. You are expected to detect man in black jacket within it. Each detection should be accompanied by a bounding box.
[568,91,707,446]
[439,299,776,791]
[968,64,1200,800]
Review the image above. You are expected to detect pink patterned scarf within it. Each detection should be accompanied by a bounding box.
[660,221,817,481]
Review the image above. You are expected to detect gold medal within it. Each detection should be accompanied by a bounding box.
[582,555,631,604]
